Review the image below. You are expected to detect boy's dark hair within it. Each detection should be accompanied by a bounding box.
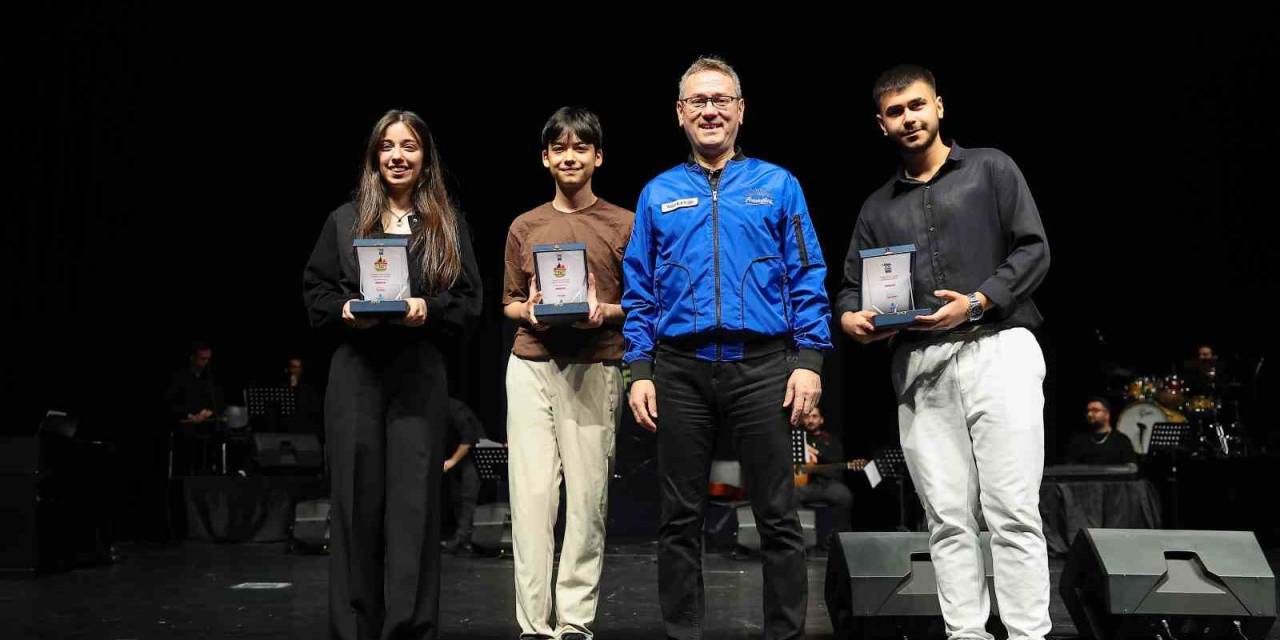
[541,106,603,149]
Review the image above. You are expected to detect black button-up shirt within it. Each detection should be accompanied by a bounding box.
[836,143,1049,343]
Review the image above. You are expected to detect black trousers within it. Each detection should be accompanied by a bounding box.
[654,348,807,640]
[326,338,448,640]
[446,456,480,542]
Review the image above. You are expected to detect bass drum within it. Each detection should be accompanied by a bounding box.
[1115,400,1187,455]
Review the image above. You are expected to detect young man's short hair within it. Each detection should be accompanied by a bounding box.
[871,64,937,108]
[541,106,603,149]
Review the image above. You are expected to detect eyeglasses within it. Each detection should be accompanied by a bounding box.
[679,95,741,111]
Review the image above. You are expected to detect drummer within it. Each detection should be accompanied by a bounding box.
[1184,343,1222,396]
[1064,397,1136,465]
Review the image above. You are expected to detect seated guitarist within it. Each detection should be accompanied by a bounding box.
[796,407,854,545]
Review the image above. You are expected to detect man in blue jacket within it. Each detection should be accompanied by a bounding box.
[622,56,831,640]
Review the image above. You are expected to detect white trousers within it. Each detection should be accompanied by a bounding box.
[892,328,1051,640]
[506,355,622,639]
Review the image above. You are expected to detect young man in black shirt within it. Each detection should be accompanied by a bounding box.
[837,65,1052,640]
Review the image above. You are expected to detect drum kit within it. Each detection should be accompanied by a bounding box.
[1114,359,1246,457]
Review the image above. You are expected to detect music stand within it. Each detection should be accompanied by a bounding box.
[791,429,808,466]
[1147,422,1194,527]
[246,387,296,419]
[1147,422,1193,453]
[239,388,297,473]
[471,442,509,482]
[873,447,914,532]
[872,447,908,480]
[470,441,511,556]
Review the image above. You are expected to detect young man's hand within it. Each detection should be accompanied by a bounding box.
[840,310,897,344]
[523,277,550,331]
[573,273,604,329]
[911,291,989,332]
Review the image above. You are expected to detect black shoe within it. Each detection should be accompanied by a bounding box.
[560,633,589,640]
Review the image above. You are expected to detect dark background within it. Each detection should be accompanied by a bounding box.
[6,18,1276,470]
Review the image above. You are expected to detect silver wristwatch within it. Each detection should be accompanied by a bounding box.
[966,293,985,323]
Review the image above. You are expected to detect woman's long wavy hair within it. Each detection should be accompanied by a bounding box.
[354,110,461,293]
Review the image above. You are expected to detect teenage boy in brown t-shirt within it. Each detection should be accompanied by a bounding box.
[501,107,634,640]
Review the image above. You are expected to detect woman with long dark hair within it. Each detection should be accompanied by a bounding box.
[304,109,482,640]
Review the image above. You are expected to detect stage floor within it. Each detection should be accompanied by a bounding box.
[3,541,1278,639]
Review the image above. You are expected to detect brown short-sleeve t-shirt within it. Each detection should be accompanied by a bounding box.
[503,198,634,362]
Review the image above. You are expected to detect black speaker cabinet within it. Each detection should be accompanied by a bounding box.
[1061,528,1276,639]
[252,433,322,472]
[825,531,1000,639]
[291,498,330,552]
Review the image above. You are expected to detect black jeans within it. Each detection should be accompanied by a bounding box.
[326,338,448,640]
[654,348,807,640]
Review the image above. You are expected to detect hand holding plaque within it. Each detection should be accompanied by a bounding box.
[531,243,590,326]
[859,244,932,330]
[350,238,411,318]
[570,273,605,329]
[521,276,549,331]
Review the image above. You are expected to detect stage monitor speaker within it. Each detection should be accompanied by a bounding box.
[825,531,1000,640]
[252,433,322,472]
[2,418,111,573]
[0,436,39,476]
[471,502,512,555]
[0,474,111,573]
[0,475,38,573]
[291,498,329,552]
[1061,528,1276,639]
